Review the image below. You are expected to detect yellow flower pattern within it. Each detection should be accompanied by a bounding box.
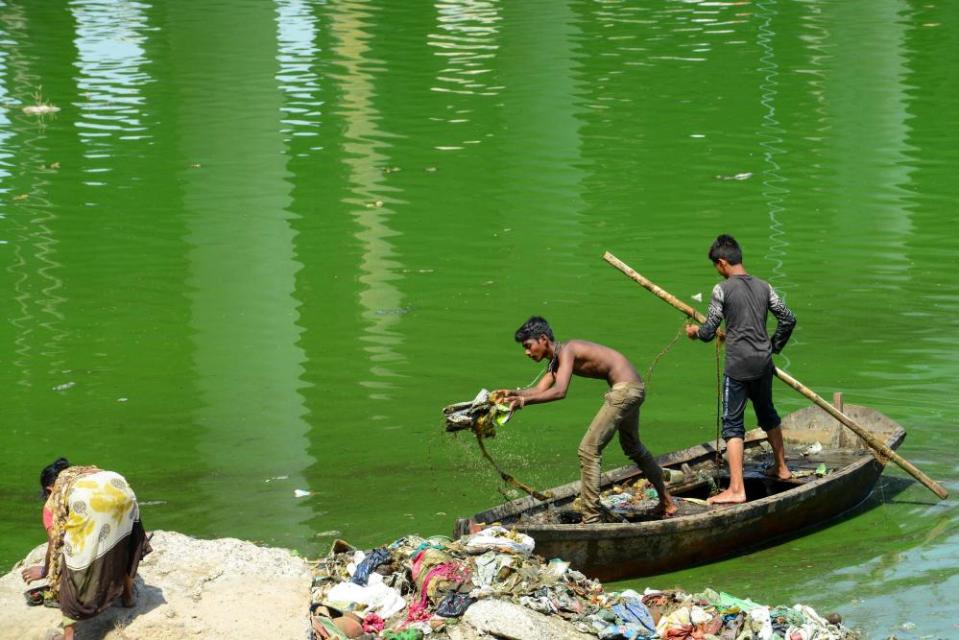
[61,471,137,572]
[89,479,133,525]
[64,510,95,555]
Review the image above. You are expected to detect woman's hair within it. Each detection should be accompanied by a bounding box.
[40,457,70,493]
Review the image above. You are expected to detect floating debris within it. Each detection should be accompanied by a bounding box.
[12,194,29,202]
[294,489,313,498]
[22,88,60,116]
[373,305,415,317]
[802,441,823,457]
[23,104,60,116]
[717,172,753,181]
[52,381,75,392]
[266,475,290,483]
[692,292,703,302]
[315,530,342,538]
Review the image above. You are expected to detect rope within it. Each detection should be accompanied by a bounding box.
[475,430,553,501]
[715,340,724,467]
[643,324,686,387]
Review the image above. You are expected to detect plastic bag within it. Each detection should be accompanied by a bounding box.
[435,591,476,618]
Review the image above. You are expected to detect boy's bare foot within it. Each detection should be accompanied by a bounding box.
[654,500,679,518]
[763,465,792,481]
[707,488,747,505]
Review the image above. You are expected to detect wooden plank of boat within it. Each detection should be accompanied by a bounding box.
[453,403,906,582]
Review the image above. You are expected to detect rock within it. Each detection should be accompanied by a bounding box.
[0,531,311,640]
[446,621,494,640]
[462,600,594,640]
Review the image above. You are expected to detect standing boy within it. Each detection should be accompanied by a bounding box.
[497,316,676,523]
[686,234,797,504]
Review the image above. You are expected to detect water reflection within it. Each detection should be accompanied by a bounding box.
[824,0,914,285]
[0,17,14,188]
[276,0,321,145]
[430,0,501,99]
[1,4,69,389]
[71,0,152,183]
[329,0,407,398]
[166,0,312,542]
[754,0,792,354]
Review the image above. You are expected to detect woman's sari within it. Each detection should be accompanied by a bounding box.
[45,466,146,620]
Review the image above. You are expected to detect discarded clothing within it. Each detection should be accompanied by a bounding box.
[464,526,535,556]
[611,596,657,635]
[435,591,475,618]
[352,548,390,586]
[326,572,406,619]
[443,389,512,437]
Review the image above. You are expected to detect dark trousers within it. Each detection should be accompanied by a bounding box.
[721,367,781,440]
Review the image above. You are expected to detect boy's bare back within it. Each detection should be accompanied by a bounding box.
[561,340,641,386]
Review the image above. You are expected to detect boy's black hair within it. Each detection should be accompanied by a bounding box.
[708,234,743,265]
[515,316,554,343]
[40,457,70,494]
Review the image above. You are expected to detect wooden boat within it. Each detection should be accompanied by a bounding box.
[453,402,905,581]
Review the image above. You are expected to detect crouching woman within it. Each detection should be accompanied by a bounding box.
[21,458,147,640]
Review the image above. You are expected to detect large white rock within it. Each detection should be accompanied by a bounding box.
[0,531,312,640]
[462,599,595,640]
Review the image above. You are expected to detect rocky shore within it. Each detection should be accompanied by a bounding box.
[0,531,312,640]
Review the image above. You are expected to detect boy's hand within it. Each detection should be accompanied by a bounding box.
[508,396,525,411]
[491,389,511,403]
[685,324,701,339]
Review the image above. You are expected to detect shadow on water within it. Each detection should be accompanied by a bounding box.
[632,477,926,588]
[725,475,917,561]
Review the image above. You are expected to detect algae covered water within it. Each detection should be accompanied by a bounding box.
[0,2,957,637]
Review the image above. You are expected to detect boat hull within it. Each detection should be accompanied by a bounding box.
[454,404,905,581]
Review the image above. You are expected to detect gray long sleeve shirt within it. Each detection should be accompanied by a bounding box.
[696,274,796,380]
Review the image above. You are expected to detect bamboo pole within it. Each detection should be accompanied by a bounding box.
[603,251,949,501]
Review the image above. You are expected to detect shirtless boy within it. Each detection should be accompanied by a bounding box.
[497,316,676,523]
[686,234,797,504]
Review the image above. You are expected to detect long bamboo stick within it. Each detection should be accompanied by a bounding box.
[603,251,948,500]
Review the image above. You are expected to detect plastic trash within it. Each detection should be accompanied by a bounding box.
[802,442,823,456]
[464,526,535,556]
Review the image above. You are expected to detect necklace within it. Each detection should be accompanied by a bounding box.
[548,341,563,373]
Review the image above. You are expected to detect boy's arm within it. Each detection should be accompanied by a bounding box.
[493,367,555,406]
[768,288,796,353]
[687,284,724,342]
[520,352,573,407]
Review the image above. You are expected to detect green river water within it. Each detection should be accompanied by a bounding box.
[0,1,957,636]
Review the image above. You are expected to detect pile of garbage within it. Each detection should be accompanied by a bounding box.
[309,527,859,640]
